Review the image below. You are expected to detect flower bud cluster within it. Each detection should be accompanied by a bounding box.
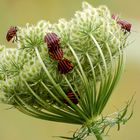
[0,2,131,116]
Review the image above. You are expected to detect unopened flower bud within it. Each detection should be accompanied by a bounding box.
[112,14,119,20]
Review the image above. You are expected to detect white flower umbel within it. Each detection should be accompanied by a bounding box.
[0,2,133,140]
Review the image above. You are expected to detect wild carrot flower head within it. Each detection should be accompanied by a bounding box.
[0,2,133,140]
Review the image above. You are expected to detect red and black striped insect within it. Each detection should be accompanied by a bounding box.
[48,47,63,60]
[112,14,132,32]
[44,32,60,50]
[44,33,63,60]
[117,20,132,32]
[6,26,18,42]
[58,58,73,74]
[64,91,80,105]
[44,32,74,74]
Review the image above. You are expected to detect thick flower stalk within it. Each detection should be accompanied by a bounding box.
[0,2,133,140]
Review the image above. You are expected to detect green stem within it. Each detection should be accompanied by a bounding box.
[70,124,105,140]
[94,134,104,140]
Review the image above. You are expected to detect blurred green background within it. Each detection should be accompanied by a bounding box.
[0,0,140,140]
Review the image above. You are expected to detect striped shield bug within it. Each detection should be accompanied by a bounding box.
[44,32,60,50]
[64,90,79,105]
[48,47,63,60]
[44,33,64,60]
[6,26,18,42]
[58,58,73,74]
[117,20,132,32]
[112,14,132,32]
